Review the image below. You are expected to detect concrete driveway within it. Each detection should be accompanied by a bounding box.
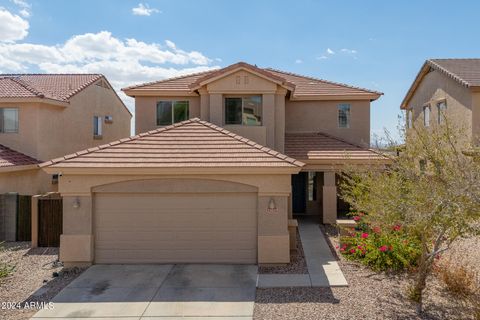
[32,264,257,319]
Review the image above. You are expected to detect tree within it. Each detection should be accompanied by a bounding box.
[340,118,480,313]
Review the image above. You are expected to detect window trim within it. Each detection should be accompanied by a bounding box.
[436,100,447,124]
[407,109,413,128]
[337,103,351,128]
[0,108,19,133]
[224,95,263,126]
[156,100,189,126]
[93,115,103,138]
[423,104,431,127]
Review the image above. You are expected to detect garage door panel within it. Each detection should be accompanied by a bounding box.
[94,192,257,264]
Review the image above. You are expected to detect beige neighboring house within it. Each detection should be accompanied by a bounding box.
[401,59,480,145]
[0,74,131,240]
[41,62,389,266]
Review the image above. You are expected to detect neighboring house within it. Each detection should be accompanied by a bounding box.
[0,74,131,240]
[401,59,480,145]
[41,62,389,266]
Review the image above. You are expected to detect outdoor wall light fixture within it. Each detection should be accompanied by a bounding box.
[72,198,81,209]
[268,198,276,210]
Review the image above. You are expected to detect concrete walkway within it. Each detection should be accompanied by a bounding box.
[257,219,348,288]
[33,264,257,319]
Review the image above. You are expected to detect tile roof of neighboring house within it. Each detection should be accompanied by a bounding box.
[41,118,304,169]
[122,62,382,100]
[284,133,390,162]
[0,144,41,168]
[401,59,480,109]
[0,74,104,103]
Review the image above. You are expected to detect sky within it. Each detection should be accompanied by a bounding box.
[1,0,479,140]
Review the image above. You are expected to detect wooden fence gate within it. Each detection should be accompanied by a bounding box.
[16,195,32,241]
[38,198,63,247]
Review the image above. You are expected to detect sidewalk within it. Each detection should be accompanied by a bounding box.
[257,219,348,288]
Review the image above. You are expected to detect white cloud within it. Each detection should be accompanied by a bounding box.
[295,59,303,64]
[316,55,328,60]
[0,30,220,127]
[132,3,160,16]
[340,48,357,54]
[326,48,335,55]
[11,0,31,17]
[0,8,29,42]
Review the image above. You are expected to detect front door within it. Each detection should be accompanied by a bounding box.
[292,172,307,214]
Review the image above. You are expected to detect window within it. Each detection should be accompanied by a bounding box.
[308,172,317,201]
[437,100,447,124]
[156,101,189,126]
[0,108,19,133]
[407,109,413,128]
[225,96,262,126]
[93,116,102,137]
[423,105,430,127]
[338,104,350,128]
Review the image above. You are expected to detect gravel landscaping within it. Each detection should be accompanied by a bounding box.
[0,242,85,320]
[254,225,479,320]
[259,230,308,274]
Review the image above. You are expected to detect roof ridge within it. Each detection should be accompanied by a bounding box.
[6,77,45,98]
[122,69,218,91]
[265,67,383,95]
[427,59,470,87]
[41,118,305,168]
[63,74,104,100]
[0,73,103,76]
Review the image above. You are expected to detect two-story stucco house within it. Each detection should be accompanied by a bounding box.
[401,59,480,146]
[41,62,389,266]
[0,74,131,240]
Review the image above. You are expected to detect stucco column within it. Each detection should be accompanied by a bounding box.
[59,195,94,267]
[209,93,223,126]
[257,195,290,264]
[322,171,337,224]
[262,93,276,149]
[275,88,287,153]
[199,88,210,121]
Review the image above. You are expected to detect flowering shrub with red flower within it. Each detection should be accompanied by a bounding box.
[339,213,421,271]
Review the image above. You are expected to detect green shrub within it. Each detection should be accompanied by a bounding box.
[0,242,14,279]
[339,213,421,271]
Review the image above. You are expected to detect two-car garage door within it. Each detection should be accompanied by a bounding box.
[94,191,257,264]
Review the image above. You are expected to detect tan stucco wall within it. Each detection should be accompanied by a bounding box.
[134,96,200,134]
[0,168,55,195]
[472,92,480,145]
[0,81,131,162]
[285,100,371,147]
[407,69,473,141]
[55,173,293,266]
[0,81,131,195]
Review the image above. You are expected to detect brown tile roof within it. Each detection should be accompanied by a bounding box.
[285,133,390,162]
[0,74,104,102]
[401,59,480,109]
[41,118,304,169]
[0,144,41,168]
[122,62,382,100]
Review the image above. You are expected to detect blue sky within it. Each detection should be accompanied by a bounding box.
[1,0,479,139]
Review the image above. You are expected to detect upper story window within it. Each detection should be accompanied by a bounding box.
[423,104,431,127]
[0,108,19,133]
[225,96,262,126]
[406,109,413,128]
[157,101,189,126]
[437,100,447,124]
[93,116,103,138]
[338,104,350,128]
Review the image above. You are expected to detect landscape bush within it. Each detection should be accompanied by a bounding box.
[339,213,421,271]
[0,242,14,279]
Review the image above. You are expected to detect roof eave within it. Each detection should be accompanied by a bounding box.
[0,97,69,107]
[0,164,39,173]
[122,88,199,97]
[290,93,382,101]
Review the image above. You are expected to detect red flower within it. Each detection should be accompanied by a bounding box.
[393,225,402,231]
[349,249,356,254]
[361,233,369,239]
[340,248,345,252]
[379,245,388,252]
[372,226,381,234]
[353,216,361,221]
[357,245,363,249]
